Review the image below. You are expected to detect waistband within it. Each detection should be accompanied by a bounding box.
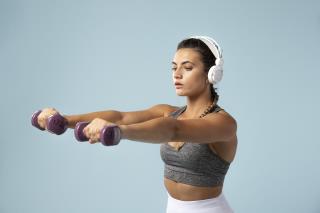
[166,192,234,213]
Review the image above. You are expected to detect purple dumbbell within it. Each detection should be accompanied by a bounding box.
[74,122,121,146]
[31,110,68,135]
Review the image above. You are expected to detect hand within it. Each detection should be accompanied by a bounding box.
[83,118,117,144]
[37,108,60,130]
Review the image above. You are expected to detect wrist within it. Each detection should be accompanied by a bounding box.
[118,124,128,140]
[63,115,77,128]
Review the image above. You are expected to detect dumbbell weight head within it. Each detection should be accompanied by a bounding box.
[46,113,68,135]
[31,110,45,131]
[74,122,90,142]
[100,125,121,146]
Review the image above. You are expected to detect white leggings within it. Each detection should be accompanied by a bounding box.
[166,192,234,213]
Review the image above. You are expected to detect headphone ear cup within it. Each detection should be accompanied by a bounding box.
[208,58,224,84]
[208,66,220,84]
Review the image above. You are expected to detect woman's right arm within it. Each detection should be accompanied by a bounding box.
[64,104,177,129]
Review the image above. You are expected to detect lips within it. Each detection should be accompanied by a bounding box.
[174,82,183,86]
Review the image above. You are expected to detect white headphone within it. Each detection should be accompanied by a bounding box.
[190,36,224,85]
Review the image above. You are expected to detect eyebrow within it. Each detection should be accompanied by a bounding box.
[171,61,195,66]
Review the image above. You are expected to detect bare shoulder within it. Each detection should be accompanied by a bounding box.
[203,108,238,139]
[207,109,238,162]
[208,108,237,126]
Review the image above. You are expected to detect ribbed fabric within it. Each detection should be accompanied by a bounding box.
[160,104,231,187]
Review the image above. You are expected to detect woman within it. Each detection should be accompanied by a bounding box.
[35,36,237,213]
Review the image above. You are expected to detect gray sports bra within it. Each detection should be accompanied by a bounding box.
[160,104,231,187]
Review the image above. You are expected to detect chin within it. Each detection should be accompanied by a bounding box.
[175,92,186,96]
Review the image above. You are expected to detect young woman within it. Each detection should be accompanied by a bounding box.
[35,36,237,213]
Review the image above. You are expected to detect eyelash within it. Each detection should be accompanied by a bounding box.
[171,67,193,71]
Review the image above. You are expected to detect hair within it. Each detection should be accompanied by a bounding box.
[176,38,220,106]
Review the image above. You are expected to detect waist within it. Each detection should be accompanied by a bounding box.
[164,177,223,201]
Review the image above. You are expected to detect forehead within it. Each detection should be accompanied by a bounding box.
[173,48,202,63]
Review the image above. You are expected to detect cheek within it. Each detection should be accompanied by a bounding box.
[187,77,207,92]
[185,72,205,85]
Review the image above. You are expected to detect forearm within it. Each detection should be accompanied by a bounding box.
[119,116,177,144]
[64,110,122,129]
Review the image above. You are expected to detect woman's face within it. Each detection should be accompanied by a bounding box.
[172,48,208,98]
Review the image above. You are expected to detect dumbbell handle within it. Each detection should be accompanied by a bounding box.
[74,122,121,146]
[31,110,68,135]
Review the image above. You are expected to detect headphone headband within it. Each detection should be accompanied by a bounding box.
[190,36,223,59]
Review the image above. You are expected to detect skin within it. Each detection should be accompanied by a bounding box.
[36,48,238,201]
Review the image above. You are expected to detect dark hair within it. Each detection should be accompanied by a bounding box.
[177,38,220,104]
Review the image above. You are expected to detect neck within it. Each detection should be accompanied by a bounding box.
[184,91,215,118]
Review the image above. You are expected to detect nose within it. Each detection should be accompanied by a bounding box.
[173,69,183,79]
[174,74,182,79]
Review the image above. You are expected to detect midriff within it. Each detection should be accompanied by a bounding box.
[164,177,223,201]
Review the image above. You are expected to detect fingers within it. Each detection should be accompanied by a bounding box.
[38,108,58,129]
[89,139,98,144]
[83,126,100,144]
[81,118,111,145]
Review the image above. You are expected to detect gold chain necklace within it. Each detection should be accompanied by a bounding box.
[199,101,216,118]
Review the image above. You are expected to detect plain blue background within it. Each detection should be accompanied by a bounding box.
[1,0,319,212]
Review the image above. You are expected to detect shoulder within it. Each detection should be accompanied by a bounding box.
[206,108,238,162]
[206,108,237,131]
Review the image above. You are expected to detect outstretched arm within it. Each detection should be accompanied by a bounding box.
[119,112,237,144]
[64,104,174,129]
[65,110,122,129]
